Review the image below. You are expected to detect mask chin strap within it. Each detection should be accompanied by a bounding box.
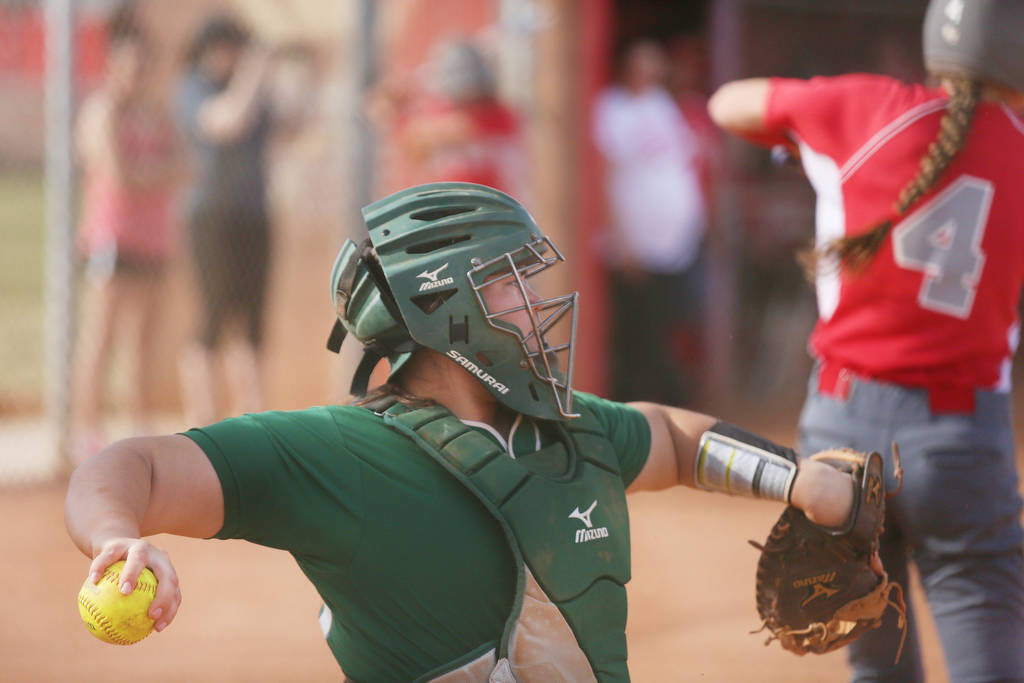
[326,238,368,354]
[326,320,347,353]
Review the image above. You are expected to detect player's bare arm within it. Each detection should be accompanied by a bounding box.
[628,402,854,528]
[65,434,224,631]
[707,77,770,135]
[195,45,273,144]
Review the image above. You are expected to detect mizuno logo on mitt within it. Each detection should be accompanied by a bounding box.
[801,582,840,607]
[792,571,837,589]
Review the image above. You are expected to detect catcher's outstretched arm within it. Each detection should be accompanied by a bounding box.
[628,402,854,528]
[65,435,224,633]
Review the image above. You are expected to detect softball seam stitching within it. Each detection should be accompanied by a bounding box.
[78,594,137,645]
[79,566,158,644]
[100,566,158,596]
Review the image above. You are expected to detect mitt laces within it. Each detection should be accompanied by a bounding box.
[887,581,908,664]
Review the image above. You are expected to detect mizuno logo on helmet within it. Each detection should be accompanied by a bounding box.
[446,349,510,394]
[417,264,455,291]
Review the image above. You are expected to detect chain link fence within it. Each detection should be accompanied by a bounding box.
[0,0,78,483]
[0,0,366,484]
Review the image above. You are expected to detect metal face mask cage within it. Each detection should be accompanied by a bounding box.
[468,235,579,419]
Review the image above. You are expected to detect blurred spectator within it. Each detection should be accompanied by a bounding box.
[175,15,297,426]
[367,39,525,198]
[593,40,707,405]
[71,8,182,462]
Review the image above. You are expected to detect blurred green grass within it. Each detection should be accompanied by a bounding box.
[0,173,45,411]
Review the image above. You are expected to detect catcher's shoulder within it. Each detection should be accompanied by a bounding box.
[214,404,396,439]
[566,391,626,434]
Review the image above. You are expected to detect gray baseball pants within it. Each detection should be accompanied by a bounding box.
[798,368,1024,683]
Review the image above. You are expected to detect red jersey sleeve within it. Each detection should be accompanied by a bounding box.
[765,74,924,165]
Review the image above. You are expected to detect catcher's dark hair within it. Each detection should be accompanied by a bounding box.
[184,14,249,67]
[801,75,980,275]
[349,383,436,410]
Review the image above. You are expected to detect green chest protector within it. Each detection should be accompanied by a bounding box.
[379,400,632,682]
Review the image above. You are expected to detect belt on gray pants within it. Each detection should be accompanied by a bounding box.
[811,358,1011,421]
[816,360,980,414]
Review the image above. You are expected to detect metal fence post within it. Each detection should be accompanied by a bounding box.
[44,0,76,467]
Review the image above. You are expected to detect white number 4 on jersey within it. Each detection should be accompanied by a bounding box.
[892,175,994,319]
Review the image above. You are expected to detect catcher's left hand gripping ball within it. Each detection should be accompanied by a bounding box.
[78,561,158,645]
[750,446,907,660]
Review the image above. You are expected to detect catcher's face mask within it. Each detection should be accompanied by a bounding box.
[328,182,579,421]
[469,236,577,419]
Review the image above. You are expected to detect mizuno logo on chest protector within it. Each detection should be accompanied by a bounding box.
[569,500,597,527]
[569,500,608,544]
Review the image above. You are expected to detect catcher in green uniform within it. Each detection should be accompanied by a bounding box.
[66,182,883,681]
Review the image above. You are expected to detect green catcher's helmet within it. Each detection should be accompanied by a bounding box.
[327,182,579,420]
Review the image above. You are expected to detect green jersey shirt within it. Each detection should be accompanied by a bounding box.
[184,391,650,682]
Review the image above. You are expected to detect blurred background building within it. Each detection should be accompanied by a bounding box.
[0,0,939,482]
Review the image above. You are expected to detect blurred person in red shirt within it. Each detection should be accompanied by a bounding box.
[71,8,182,462]
[368,39,525,198]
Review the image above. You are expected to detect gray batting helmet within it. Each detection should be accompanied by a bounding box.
[923,0,1024,92]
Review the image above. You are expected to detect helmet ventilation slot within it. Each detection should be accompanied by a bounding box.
[528,383,539,402]
[410,289,456,314]
[449,316,469,343]
[475,352,492,367]
[409,206,475,222]
[405,234,472,254]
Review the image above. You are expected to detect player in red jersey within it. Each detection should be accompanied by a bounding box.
[709,1,1024,680]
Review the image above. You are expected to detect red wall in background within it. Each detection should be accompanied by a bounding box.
[574,0,612,397]
[0,6,106,85]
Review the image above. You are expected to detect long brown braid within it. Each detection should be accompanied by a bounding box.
[805,76,981,274]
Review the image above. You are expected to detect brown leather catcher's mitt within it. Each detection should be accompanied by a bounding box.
[750,447,907,659]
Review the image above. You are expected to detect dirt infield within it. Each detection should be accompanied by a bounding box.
[2,455,953,682]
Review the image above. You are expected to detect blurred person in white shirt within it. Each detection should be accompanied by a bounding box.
[593,40,707,405]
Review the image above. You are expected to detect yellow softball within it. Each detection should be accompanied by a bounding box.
[77,560,158,645]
